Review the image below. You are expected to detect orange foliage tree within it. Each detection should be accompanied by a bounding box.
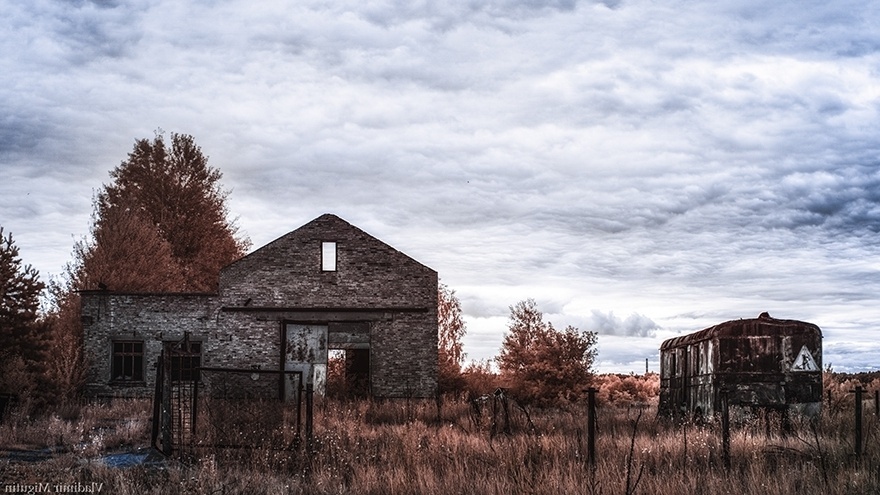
[73,207,186,293]
[94,131,249,292]
[496,299,597,406]
[460,359,500,396]
[595,373,660,407]
[45,131,250,401]
[438,282,467,394]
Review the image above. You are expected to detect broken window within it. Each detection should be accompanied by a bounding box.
[166,341,202,382]
[322,242,337,271]
[112,341,144,382]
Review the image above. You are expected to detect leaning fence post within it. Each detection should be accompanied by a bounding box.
[491,388,510,438]
[721,388,731,471]
[490,390,498,438]
[853,385,863,457]
[501,391,511,435]
[587,387,597,469]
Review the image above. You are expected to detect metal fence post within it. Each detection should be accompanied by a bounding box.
[161,349,173,456]
[151,352,163,451]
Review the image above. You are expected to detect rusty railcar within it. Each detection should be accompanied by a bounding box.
[659,313,822,420]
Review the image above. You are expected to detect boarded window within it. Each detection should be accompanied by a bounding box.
[112,341,144,382]
[322,242,337,271]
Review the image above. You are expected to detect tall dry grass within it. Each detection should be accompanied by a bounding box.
[1,387,878,494]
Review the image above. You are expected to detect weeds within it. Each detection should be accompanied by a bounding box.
[623,408,645,495]
[0,391,878,495]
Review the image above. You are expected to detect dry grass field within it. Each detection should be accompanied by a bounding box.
[1,374,878,495]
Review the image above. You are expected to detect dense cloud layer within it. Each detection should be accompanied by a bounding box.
[2,0,879,372]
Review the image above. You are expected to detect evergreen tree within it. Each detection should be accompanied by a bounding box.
[0,227,46,394]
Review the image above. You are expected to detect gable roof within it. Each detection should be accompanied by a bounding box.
[217,213,437,308]
[222,213,434,274]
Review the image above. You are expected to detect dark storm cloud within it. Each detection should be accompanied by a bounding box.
[722,2,880,58]
[781,167,880,233]
[6,2,145,68]
[0,115,48,157]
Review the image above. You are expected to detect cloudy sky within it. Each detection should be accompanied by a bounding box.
[2,0,879,373]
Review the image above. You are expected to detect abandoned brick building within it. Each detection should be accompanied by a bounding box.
[80,214,439,399]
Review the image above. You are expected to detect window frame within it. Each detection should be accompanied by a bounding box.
[111,340,145,383]
[321,241,337,272]
[165,340,203,383]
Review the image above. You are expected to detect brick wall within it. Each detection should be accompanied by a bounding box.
[219,214,436,309]
[81,293,218,397]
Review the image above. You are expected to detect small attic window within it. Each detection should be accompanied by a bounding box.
[322,242,337,271]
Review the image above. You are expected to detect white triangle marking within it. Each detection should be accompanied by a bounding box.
[791,345,818,372]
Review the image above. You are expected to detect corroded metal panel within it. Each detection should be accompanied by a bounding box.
[285,324,328,397]
[659,313,822,419]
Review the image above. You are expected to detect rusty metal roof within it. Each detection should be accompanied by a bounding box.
[660,312,822,351]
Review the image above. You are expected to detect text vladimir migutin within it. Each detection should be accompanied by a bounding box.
[3,482,104,493]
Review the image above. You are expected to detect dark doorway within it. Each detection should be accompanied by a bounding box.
[326,348,370,398]
[345,349,370,397]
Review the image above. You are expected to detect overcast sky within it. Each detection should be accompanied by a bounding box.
[2,0,879,373]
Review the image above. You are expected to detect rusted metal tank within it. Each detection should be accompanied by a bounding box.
[659,312,822,420]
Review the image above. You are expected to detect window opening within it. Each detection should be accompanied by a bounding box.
[322,242,337,271]
[112,341,144,381]
[166,341,202,382]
